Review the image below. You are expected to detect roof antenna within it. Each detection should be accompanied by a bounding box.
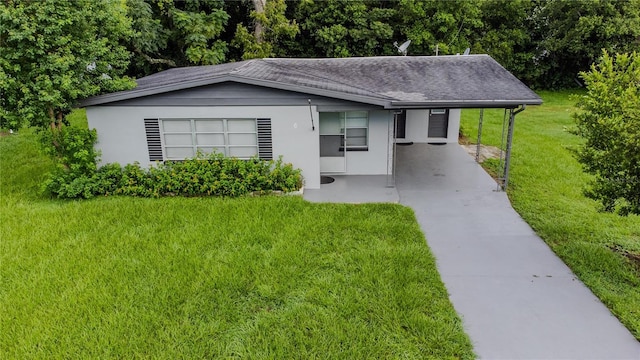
[463,48,471,55]
[308,99,315,131]
[393,40,411,56]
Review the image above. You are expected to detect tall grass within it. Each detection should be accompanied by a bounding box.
[0,124,474,359]
[462,90,640,339]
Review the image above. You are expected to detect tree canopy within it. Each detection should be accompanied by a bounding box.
[2,0,640,129]
[0,0,135,129]
[233,0,299,60]
[535,0,640,88]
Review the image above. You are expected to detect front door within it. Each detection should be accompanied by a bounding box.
[428,109,449,138]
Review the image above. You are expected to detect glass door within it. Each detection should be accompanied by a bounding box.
[319,112,346,173]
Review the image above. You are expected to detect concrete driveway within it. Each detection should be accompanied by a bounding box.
[396,143,640,360]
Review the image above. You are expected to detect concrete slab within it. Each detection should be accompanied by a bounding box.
[396,143,640,359]
[304,175,399,203]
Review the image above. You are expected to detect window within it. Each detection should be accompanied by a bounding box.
[319,111,369,154]
[160,118,258,160]
[342,111,368,149]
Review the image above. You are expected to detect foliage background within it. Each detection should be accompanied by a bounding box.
[4,0,639,129]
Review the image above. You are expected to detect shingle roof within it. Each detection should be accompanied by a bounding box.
[80,55,542,108]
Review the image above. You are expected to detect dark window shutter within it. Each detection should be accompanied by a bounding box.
[144,118,163,161]
[257,118,272,160]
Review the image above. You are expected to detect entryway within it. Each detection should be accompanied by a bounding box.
[318,111,369,173]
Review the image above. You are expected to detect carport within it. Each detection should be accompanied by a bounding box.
[305,104,531,203]
[385,103,527,191]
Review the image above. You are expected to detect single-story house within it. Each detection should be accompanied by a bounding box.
[80,55,542,189]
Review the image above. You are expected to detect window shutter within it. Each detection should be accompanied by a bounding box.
[257,118,272,160]
[144,118,164,161]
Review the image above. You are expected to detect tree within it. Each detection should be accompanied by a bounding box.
[124,0,230,77]
[395,0,483,56]
[125,0,174,77]
[232,0,299,60]
[535,0,640,89]
[292,0,396,58]
[171,4,229,65]
[475,0,541,87]
[0,0,135,129]
[573,50,640,215]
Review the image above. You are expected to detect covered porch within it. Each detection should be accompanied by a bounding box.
[304,142,491,203]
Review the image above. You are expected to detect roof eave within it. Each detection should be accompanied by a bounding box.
[387,99,543,109]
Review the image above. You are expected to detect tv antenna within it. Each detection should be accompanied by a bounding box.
[394,40,411,56]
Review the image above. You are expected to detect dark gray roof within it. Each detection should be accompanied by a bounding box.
[80,55,542,108]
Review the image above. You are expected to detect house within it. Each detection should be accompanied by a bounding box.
[80,55,542,189]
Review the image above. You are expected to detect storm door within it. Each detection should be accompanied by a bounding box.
[319,111,369,173]
[319,112,346,173]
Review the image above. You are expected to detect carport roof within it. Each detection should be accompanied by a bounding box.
[80,55,542,108]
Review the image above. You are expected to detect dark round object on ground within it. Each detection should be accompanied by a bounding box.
[320,176,335,184]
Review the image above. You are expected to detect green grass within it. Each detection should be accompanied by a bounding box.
[461,90,640,339]
[0,127,474,359]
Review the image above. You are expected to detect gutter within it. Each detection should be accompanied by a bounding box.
[387,99,542,109]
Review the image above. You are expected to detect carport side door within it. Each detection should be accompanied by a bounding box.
[428,109,449,138]
[394,111,406,139]
[319,113,346,173]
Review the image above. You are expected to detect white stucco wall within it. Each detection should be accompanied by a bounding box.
[404,110,429,143]
[445,109,461,143]
[86,106,321,189]
[86,106,453,189]
[404,109,461,143]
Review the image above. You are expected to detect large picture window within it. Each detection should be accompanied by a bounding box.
[160,118,258,160]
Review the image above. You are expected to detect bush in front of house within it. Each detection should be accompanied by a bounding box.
[119,154,302,198]
[46,153,303,199]
[42,128,303,199]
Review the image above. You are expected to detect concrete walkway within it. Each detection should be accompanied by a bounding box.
[396,144,640,359]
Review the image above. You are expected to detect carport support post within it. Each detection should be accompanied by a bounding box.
[386,112,397,187]
[502,105,526,190]
[476,109,484,162]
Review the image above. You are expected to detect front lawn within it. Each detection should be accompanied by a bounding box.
[461,91,640,339]
[0,128,474,359]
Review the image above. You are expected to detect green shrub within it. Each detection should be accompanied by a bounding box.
[41,126,100,199]
[40,126,99,177]
[573,51,640,215]
[45,150,303,199]
[93,163,124,195]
